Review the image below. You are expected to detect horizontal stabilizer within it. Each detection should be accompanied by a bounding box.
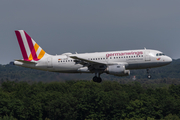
[15,59,37,64]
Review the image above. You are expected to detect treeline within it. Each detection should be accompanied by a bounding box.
[1,80,180,120]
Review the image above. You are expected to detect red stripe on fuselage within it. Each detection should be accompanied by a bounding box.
[24,31,39,61]
[15,31,29,61]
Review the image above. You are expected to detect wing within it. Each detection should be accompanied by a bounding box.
[70,55,128,73]
[70,55,128,65]
[70,56,105,65]
[70,56,107,72]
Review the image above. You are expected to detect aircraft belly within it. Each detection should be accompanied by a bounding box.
[53,63,82,73]
[127,62,167,69]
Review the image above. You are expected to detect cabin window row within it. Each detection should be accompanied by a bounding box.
[58,55,143,63]
[89,55,143,60]
[58,60,74,62]
[89,58,107,60]
[110,55,143,59]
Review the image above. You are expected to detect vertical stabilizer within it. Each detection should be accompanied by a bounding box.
[15,30,47,61]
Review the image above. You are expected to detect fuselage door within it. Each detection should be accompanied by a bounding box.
[145,51,151,61]
[47,57,53,68]
[105,56,109,64]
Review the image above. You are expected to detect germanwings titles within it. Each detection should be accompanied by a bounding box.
[13,30,172,83]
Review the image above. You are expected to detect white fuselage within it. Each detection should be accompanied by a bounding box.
[14,49,172,74]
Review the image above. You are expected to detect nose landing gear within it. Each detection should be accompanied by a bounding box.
[147,68,151,79]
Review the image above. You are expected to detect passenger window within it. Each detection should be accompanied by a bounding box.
[117,66,120,68]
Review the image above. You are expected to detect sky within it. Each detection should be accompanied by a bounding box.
[0,1,180,64]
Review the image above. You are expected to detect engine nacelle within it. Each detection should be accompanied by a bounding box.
[106,64,130,76]
[78,67,90,73]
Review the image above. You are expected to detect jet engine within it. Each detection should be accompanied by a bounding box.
[106,64,130,76]
[78,67,90,73]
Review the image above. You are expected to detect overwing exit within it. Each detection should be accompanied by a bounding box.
[13,30,172,83]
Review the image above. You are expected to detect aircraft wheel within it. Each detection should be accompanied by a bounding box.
[147,75,151,79]
[93,76,102,83]
[97,77,102,83]
[146,68,151,79]
[93,76,98,82]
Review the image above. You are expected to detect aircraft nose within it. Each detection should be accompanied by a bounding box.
[166,56,172,64]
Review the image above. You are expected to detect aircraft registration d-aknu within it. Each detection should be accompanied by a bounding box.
[13,30,172,83]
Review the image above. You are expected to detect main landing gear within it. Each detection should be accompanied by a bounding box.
[93,73,102,83]
[147,68,151,79]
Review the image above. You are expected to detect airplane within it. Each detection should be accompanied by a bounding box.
[13,30,172,83]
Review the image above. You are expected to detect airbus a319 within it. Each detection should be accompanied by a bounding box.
[13,30,172,83]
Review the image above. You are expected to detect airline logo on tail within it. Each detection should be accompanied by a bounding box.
[15,30,46,61]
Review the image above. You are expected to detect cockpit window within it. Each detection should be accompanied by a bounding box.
[156,53,165,56]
